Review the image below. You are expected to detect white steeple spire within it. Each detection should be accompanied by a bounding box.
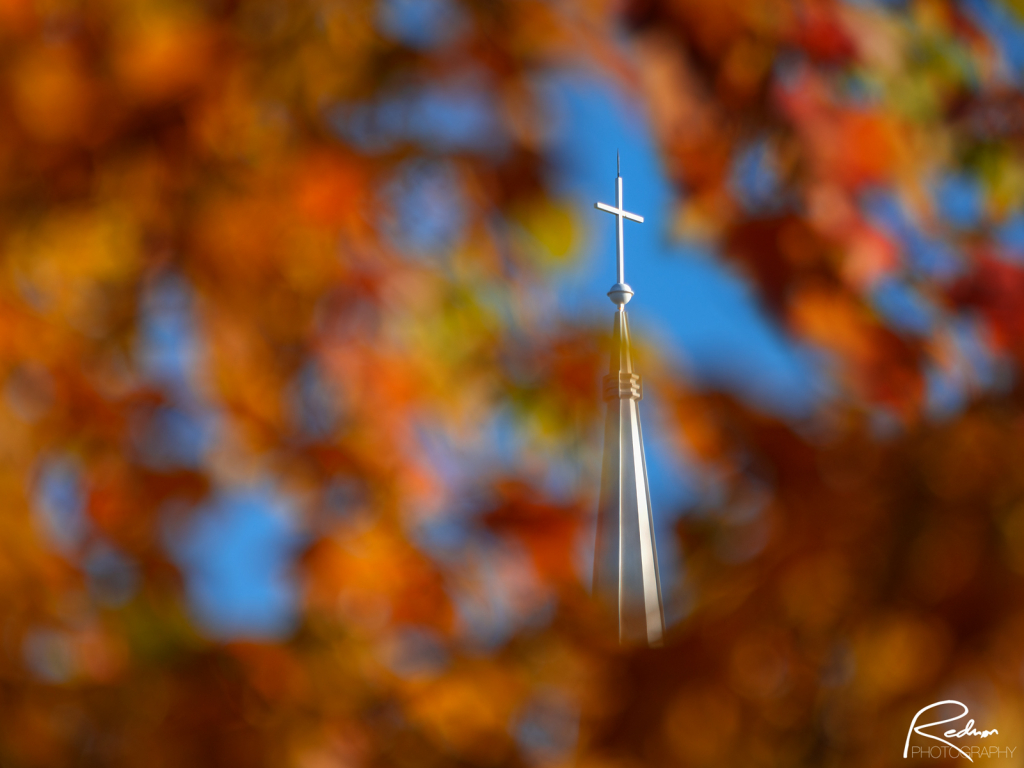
[593,158,665,646]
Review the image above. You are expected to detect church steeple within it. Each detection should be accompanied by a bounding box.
[593,159,665,646]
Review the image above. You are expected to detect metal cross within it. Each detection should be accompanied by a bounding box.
[594,154,644,286]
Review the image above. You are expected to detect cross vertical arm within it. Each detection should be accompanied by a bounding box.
[617,174,624,285]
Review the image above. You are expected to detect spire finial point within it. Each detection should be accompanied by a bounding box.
[594,155,643,304]
[607,282,633,308]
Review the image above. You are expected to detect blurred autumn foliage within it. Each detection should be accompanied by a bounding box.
[3,0,1024,766]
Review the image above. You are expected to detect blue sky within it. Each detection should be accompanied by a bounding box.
[543,70,813,422]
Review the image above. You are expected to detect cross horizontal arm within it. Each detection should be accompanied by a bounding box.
[594,202,644,223]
